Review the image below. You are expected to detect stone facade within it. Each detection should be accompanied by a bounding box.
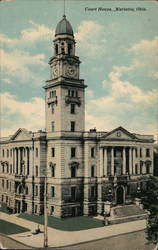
[0,15,155,218]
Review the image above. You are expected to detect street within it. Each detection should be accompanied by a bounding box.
[0,230,155,250]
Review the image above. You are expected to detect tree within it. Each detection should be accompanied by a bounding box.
[141,176,158,248]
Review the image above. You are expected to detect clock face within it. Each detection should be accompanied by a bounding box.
[53,66,58,77]
[66,65,76,77]
[116,131,121,137]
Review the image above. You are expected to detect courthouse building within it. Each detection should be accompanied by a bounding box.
[0,15,154,217]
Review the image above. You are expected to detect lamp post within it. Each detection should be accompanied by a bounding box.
[137,186,141,198]
[108,188,112,202]
[43,174,48,248]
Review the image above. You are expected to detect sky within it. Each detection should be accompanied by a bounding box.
[0,0,158,141]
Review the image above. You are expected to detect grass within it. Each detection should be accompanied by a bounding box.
[0,203,13,214]
[18,214,104,231]
[0,219,30,235]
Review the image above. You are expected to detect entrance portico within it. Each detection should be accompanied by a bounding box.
[99,146,139,177]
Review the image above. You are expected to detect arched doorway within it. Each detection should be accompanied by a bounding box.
[116,186,124,205]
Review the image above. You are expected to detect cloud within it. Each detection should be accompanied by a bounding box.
[128,37,158,80]
[0,92,45,136]
[0,21,53,47]
[75,21,106,57]
[86,89,94,98]
[0,0,15,2]
[86,65,157,136]
[1,49,46,83]
[151,71,158,80]
[1,78,12,84]
[130,36,158,53]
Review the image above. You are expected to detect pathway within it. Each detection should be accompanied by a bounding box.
[0,212,147,248]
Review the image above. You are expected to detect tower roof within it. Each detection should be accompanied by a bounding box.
[55,15,74,36]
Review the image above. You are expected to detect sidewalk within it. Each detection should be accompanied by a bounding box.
[0,212,147,248]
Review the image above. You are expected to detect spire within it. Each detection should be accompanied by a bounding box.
[63,0,65,17]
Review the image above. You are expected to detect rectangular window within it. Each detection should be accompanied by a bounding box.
[7,149,9,157]
[135,164,138,175]
[71,166,76,178]
[71,148,76,158]
[6,180,9,189]
[71,186,76,200]
[91,186,95,198]
[51,121,55,132]
[146,164,150,174]
[2,149,5,157]
[51,148,55,157]
[36,148,38,157]
[35,166,38,177]
[2,179,4,188]
[140,148,142,158]
[146,149,150,157]
[51,186,55,197]
[51,166,55,177]
[35,186,38,196]
[50,206,54,215]
[91,147,95,158]
[10,149,12,157]
[71,121,75,132]
[70,104,75,114]
[91,165,95,177]
[35,205,38,213]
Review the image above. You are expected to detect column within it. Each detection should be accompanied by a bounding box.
[97,183,102,214]
[111,147,114,176]
[29,147,33,176]
[129,147,132,174]
[83,142,89,215]
[18,148,21,174]
[15,148,18,174]
[84,142,89,177]
[104,147,107,176]
[138,147,141,174]
[123,147,126,175]
[13,148,15,174]
[133,148,136,175]
[25,147,28,176]
[99,147,104,177]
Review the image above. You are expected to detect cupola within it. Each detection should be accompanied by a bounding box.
[55,15,74,37]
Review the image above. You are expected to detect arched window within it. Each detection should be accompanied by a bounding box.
[55,44,58,55]
[68,44,72,55]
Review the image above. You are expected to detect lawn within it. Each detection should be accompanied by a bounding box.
[0,203,13,214]
[18,214,104,231]
[0,219,30,235]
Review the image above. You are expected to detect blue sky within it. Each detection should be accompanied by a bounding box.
[0,0,158,140]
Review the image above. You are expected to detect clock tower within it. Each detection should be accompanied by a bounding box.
[44,15,86,135]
